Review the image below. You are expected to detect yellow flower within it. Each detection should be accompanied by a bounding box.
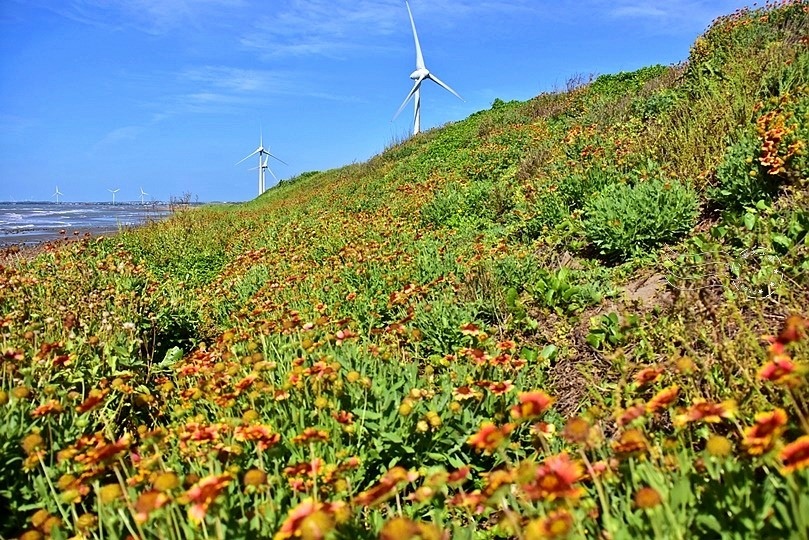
[706,435,733,458]
[243,468,267,487]
[97,484,122,505]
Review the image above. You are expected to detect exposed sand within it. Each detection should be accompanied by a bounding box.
[0,226,123,264]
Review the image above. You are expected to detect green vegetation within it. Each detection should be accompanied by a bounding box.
[1,2,808,539]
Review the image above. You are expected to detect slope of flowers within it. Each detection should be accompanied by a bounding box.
[1,2,808,539]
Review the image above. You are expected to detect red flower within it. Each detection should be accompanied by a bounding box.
[331,410,354,425]
[453,386,481,401]
[292,428,330,445]
[76,389,109,414]
[646,385,679,414]
[274,499,348,540]
[758,354,804,387]
[633,366,664,387]
[352,467,418,507]
[780,435,809,474]
[742,408,788,455]
[467,422,514,454]
[521,453,583,501]
[233,425,280,451]
[612,429,648,457]
[674,399,736,427]
[488,380,514,395]
[133,490,169,523]
[510,391,555,421]
[617,403,646,426]
[31,400,64,418]
[186,474,231,523]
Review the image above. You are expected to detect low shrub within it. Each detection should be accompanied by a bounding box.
[584,178,699,260]
[710,129,778,210]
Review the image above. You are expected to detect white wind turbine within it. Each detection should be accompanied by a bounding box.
[236,132,286,195]
[108,188,120,205]
[393,0,464,135]
[139,187,149,205]
[52,185,63,204]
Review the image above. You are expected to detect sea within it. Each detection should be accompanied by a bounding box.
[0,202,173,246]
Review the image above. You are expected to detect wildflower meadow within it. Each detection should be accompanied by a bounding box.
[1,2,808,539]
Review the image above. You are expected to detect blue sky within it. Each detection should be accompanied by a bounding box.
[0,0,751,203]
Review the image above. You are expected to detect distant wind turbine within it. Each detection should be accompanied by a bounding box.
[108,188,120,205]
[139,187,149,205]
[393,0,464,136]
[236,132,287,195]
[53,185,63,204]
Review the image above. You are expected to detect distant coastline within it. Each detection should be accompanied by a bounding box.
[0,201,173,247]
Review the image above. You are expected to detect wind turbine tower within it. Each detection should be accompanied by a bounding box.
[394,0,464,135]
[108,188,120,205]
[53,186,63,204]
[237,132,287,195]
[139,187,149,205]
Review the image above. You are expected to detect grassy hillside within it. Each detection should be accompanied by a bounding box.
[1,2,808,538]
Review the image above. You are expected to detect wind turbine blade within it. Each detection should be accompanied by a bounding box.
[235,148,260,166]
[427,73,464,101]
[406,1,425,70]
[393,77,425,120]
[266,152,288,166]
[266,166,279,184]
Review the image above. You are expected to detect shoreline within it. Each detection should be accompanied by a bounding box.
[0,226,122,247]
[0,225,130,264]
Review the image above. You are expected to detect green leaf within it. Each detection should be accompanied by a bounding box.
[540,344,558,361]
[771,233,792,250]
[744,212,757,230]
[696,514,723,533]
[159,346,183,367]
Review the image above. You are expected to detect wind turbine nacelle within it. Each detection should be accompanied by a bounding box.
[410,68,429,81]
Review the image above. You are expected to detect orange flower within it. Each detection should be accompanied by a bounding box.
[521,453,583,501]
[453,386,481,401]
[467,422,514,454]
[673,399,736,427]
[31,400,64,418]
[233,424,280,451]
[133,490,169,523]
[446,466,470,486]
[634,486,662,509]
[510,391,555,421]
[775,315,808,347]
[185,474,231,524]
[562,417,594,446]
[292,428,330,445]
[331,410,354,425]
[758,354,804,387]
[488,380,514,395]
[274,499,348,540]
[646,385,679,415]
[234,374,258,393]
[742,408,788,455]
[633,366,664,387]
[524,509,574,538]
[617,404,646,426]
[612,429,648,457]
[73,433,132,467]
[459,323,482,336]
[75,389,109,414]
[448,490,486,515]
[352,467,418,507]
[780,435,809,474]
[531,422,556,440]
[379,517,442,540]
[481,469,514,499]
